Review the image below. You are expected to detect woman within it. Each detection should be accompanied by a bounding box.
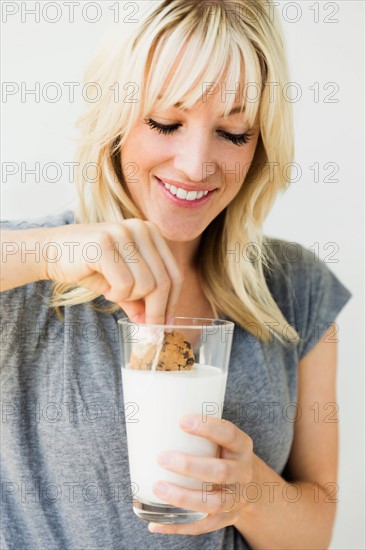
[0,0,352,548]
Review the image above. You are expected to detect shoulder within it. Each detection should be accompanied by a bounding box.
[0,210,75,231]
[262,235,350,298]
[263,236,324,274]
[262,235,352,359]
[0,210,75,324]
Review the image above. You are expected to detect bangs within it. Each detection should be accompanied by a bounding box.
[141,9,265,129]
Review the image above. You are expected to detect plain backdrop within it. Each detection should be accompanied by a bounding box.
[1,1,365,548]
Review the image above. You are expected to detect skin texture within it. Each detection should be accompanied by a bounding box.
[117,60,338,546]
[119,96,339,545]
[120,79,260,275]
[147,324,338,549]
[119,77,260,319]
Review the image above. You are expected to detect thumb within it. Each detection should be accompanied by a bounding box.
[118,299,146,324]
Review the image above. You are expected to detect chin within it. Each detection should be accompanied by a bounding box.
[161,226,202,243]
[149,217,203,241]
[163,230,201,243]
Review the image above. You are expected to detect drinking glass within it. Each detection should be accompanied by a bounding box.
[118,316,234,524]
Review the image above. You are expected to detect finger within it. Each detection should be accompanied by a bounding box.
[179,415,252,457]
[87,233,139,303]
[76,271,145,323]
[78,272,146,324]
[78,271,111,296]
[157,452,246,484]
[117,299,146,324]
[151,480,239,515]
[145,222,183,324]
[105,229,156,303]
[128,226,172,325]
[148,512,230,535]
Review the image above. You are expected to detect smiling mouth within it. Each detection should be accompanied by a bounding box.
[162,182,208,201]
[155,177,215,204]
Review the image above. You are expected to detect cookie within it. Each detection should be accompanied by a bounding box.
[130,330,195,371]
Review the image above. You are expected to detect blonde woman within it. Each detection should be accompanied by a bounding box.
[1,1,352,548]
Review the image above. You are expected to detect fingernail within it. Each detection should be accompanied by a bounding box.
[157,452,173,466]
[154,481,169,496]
[180,417,197,430]
[149,523,164,534]
[165,318,175,333]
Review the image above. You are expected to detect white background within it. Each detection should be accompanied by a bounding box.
[1,1,365,547]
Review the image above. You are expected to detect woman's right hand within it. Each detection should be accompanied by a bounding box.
[41,219,183,324]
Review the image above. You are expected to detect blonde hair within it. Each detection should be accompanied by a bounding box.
[51,0,300,346]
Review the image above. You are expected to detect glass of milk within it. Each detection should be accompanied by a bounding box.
[118,316,234,524]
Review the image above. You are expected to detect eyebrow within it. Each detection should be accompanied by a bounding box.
[156,96,244,118]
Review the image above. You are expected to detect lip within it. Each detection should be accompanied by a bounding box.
[154,177,215,208]
[157,177,217,193]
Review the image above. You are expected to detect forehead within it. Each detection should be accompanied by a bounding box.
[156,50,246,117]
[143,33,259,125]
[156,90,245,118]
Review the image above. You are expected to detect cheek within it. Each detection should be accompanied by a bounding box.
[121,124,150,160]
[120,130,150,193]
[119,132,166,202]
[238,139,259,180]
[224,151,256,186]
[220,141,259,202]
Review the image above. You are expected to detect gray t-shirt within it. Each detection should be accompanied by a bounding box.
[0,211,352,550]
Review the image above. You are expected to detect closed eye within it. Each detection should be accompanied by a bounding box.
[144,118,254,146]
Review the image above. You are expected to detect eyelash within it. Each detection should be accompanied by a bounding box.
[144,117,254,146]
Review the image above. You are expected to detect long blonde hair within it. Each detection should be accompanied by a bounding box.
[51,0,300,346]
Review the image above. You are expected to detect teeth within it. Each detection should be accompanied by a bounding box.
[176,188,188,199]
[186,190,198,201]
[162,181,209,201]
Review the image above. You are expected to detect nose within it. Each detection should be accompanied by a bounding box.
[172,129,218,183]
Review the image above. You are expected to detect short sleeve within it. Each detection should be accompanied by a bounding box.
[264,238,352,360]
[0,210,75,327]
[292,247,352,360]
[0,210,75,231]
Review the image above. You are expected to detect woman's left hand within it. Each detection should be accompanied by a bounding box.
[148,414,257,535]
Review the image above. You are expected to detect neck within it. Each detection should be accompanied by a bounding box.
[165,236,217,319]
[165,236,202,277]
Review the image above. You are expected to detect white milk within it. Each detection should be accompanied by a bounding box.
[122,364,227,504]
